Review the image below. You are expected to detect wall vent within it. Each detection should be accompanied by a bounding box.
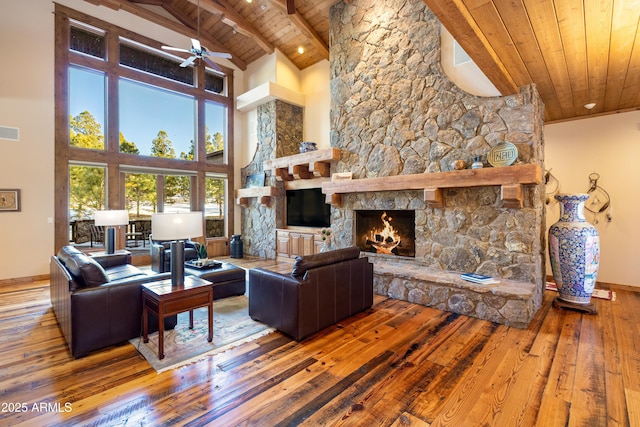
[0,126,19,141]
[453,40,472,67]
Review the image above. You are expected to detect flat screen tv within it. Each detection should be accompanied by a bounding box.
[286,188,331,228]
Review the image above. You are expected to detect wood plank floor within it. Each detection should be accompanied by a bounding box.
[1,256,639,426]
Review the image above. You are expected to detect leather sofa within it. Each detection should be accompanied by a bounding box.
[248,246,374,341]
[50,246,177,358]
[149,235,199,273]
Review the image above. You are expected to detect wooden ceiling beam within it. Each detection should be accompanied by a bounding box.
[186,0,274,54]
[268,0,329,60]
[84,0,246,70]
[422,0,519,96]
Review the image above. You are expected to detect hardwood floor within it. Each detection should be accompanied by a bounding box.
[1,256,639,426]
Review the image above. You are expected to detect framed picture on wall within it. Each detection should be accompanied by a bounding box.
[0,189,20,212]
[245,173,265,188]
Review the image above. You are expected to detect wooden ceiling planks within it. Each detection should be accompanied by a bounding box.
[85,0,640,122]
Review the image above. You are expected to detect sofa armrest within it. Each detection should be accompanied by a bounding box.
[248,268,302,337]
[50,256,73,351]
[150,243,167,273]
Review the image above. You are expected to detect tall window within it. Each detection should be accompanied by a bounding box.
[55,6,234,251]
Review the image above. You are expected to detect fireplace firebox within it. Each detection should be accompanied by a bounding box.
[355,210,415,257]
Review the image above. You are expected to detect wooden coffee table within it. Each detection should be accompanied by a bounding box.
[142,275,214,360]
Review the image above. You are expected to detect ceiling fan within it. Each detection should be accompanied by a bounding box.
[161,0,231,71]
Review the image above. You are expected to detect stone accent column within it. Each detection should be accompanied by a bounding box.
[240,100,303,258]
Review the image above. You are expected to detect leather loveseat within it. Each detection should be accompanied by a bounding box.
[149,235,199,273]
[50,246,177,358]
[248,246,373,341]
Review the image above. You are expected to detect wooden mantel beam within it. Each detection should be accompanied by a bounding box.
[322,164,543,209]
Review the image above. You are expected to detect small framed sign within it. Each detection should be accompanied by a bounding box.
[245,173,265,188]
[0,189,20,212]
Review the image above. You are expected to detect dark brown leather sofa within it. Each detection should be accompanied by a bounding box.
[248,246,373,341]
[149,236,198,273]
[50,246,177,358]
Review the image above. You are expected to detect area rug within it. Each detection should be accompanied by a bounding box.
[131,295,274,373]
[545,282,616,301]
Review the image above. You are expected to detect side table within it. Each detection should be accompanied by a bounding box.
[142,275,214,360]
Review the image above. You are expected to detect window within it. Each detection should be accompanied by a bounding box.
[69,67,105,149]
[119,79,196,160]
[55,5,234,251]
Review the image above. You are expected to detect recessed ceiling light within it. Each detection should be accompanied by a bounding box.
[584,102,596,110]
[246,0,252,3]
[298,46,305,54]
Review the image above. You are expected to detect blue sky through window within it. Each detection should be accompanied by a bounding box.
[69,67,226,158]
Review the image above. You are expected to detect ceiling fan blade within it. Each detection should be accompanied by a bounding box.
[286,0,295,14]
[162,45,190,53]
[180,56,197,67]
[203,56,222,72]
[207,51,232,59]
[191,38,201,52]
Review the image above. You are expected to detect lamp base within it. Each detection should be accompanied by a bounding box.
[170,241,185,286]
[105,227,116,254]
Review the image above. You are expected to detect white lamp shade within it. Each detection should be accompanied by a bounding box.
[152,212,203,241]
[94,210,129,226]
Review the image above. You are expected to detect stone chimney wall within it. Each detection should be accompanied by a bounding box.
[328,0,545,291]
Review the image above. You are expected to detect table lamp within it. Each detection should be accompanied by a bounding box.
[94,210,129,254]
[152,212,203,286]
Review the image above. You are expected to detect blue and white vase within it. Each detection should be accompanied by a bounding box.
[548,193,600,304]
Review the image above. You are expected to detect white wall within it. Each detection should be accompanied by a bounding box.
[544,112,640,287]
[301,60,331,148]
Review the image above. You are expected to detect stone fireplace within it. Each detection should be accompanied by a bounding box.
[326,0,546,327]
[356,210,415,257]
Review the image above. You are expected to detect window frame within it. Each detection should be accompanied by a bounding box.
[54,4,235,253]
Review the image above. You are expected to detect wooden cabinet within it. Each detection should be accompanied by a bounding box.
[276,229,322,258]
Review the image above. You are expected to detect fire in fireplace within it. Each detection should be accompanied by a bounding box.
[355,210,415,257]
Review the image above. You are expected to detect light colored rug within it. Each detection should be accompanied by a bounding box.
[131,295,273,373]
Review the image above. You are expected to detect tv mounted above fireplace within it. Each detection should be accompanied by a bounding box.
[286,188,331,228]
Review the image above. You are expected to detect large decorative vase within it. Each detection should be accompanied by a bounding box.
[548,193,600,304]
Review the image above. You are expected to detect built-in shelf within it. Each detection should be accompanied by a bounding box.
[263,148,341,181]
[321,164,543,208]
[235,186,278,207]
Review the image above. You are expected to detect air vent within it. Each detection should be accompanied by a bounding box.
[453,41,471,66]
[0,126,19,141]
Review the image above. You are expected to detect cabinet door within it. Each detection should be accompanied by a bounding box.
[300,233,316,256]
[276,230,290,258]
[289,233,302,257]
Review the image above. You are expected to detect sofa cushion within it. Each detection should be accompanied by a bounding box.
[291,246,361,278]
[105,264,148,282]
[65,253,109,288]
[57,245,83,267]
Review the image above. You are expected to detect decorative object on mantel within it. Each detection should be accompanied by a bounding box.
[320,227,332,252]
[548,193,600,314]
[245,173,265,188]
[299,141,317,153]
[0,189,20,212]
[488,141,518,167]
[451,159,466,170]
[471,156,483,169]
[331,172,353,181]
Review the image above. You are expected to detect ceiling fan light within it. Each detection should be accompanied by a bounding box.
[246,0,252,3]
